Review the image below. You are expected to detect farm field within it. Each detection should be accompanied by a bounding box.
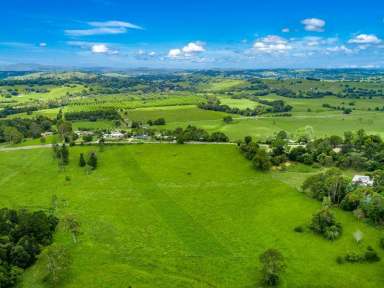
[126,105,231,123]
[0,144,383,288]
[162,111,384,141]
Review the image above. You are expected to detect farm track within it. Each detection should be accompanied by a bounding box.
[0,141,236,152]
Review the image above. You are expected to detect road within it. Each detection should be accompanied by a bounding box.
[0,141,237,152]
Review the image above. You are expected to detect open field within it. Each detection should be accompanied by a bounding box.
[0,145,383,288]
[127,105,231,123]
[162,110,384,141]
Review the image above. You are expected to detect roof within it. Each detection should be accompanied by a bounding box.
[352,175,374,186]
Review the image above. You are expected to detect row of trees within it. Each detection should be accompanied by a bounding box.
[64,109,120,121]
[0,208,58,287]
[165,125,229,143]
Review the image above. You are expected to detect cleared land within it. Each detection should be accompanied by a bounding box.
[0,145,383,288]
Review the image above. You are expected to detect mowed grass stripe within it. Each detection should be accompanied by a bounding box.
[121,150,231,256]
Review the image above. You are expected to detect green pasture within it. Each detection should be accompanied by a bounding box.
[0,145,382,287]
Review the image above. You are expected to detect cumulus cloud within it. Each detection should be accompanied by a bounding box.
[348,34,381,44]
[302,18,326,32]
[135,49,157,60]
[91,44,109,54]
[168,42,206,58]
[282,28,290,33]
[182,42,205,53]
[39,42,47,47]
[68,41,118,55]
[65,20,142,36]
[252,35,291,53]
[168,48,182,58]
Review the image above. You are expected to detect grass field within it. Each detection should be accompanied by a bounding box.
[1,85,86,103]
[162,111,384,141]
[0,145,383,288]
[127,105,231,123]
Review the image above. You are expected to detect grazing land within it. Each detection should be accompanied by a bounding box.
[0,145,382,288]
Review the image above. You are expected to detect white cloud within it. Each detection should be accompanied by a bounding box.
[326,45,354,54]
[88,20,142,30]
[348,34,381,44]
[39,42,47,47]
[253,35,291,53]
[168,48,182,58]
[182,42,205,53]
[66,27,126,36]
[65,20,142,36]
[302,18,326,32]
[168,42,206,58]
[282,28,290,33]
[91,44,109,54]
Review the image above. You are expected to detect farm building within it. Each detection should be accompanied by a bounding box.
[352,175,374,187]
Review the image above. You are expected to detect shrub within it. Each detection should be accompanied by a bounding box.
[365,246,380,262]
[336,256,345,264]
[344,251,364,263]
[294,226,304,233]
[379,236,384,249]
[310,207,342,240]
[259,249,286,286]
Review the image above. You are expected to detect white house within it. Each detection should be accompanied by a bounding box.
[103,131,125,139]
[352,175,374,187]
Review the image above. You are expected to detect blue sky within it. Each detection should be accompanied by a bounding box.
[1,0,384,69]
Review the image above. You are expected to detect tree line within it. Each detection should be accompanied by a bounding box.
[64,110,120,121]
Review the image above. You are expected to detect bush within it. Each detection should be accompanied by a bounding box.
[365,246,380,262]
[294,226,304,233]
[336,256,345,264]
[344,251,364,263]
[379,236,384,249]
[342,246,380,264]
[310,207,342,240]
[259,249,286,286]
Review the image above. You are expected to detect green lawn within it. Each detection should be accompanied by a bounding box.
[0,145,383,288]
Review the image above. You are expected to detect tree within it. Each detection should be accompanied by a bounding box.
[310,207,342,240]
[87,152,98,170]
[3,127,23,144]
[57,144,69,167]
[244,136,252,145]
[56,109,63,121]
[302,169,349,204]
[79,153,86,167]
[223,115,233,123]
[259,249,286,286]
[63,215,80,244]
[253,149,272,171]
[42,244,71,287]
[57,121,72,141]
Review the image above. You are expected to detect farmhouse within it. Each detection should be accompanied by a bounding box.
[352,175,374,187]
[103,131,125,139]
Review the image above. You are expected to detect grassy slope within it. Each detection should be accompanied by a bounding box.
[0,145,382,288]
